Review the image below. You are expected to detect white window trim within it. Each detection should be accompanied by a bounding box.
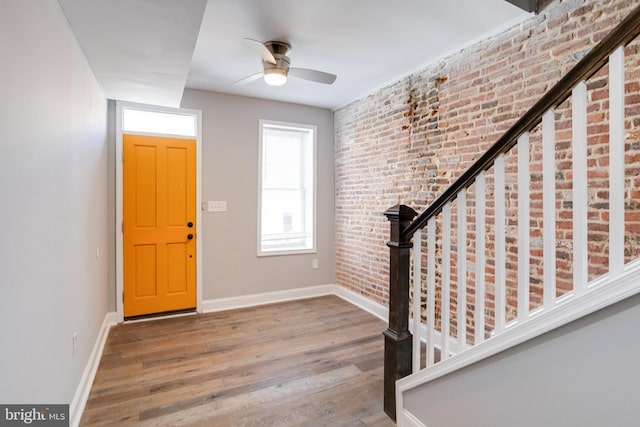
[257,119,317,257]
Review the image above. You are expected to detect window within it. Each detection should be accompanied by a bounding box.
[122,108,197,137]
[258,120,316,256]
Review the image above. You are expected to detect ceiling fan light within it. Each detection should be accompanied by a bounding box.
[264,68,287,86]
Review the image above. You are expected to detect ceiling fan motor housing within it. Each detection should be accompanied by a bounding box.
[263,41,291,75]
[264,40,291,56]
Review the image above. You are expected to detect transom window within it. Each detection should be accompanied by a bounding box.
[122,107,197,137]
[258,120,316,256]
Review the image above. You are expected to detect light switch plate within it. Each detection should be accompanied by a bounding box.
[208,201,227,212]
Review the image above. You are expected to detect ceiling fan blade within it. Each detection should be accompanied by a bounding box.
[289,68,337,85]
[243,38,276,65]
[233,71,264,86]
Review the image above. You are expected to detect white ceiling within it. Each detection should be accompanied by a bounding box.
[58,0,208,106]
[59,0,532,110]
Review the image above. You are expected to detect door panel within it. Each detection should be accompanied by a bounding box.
[124,134,196,317]
[167,147,188,226]
[167,243,188,294]
[134,245,157,297]
[134,145,157,227]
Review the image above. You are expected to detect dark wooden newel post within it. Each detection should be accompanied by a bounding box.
[383,204,417,420]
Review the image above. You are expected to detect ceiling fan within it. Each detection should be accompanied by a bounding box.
[234,39,337,87]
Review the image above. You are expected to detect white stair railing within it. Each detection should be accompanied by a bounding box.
[408,44,632,371]
[384,8,640,422]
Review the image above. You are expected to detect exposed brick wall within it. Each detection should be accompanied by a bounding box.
[335,81,412,304]
[334,0,640,341]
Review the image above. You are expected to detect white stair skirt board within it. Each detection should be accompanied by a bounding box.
[395,257,640,423]
[70,311,118,427]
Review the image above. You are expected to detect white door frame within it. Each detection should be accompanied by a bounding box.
[115,101,203,323]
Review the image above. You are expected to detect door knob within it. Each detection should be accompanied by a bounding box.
[187,222,194,228]
[187,233,194,240]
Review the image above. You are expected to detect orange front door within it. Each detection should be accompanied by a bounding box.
[123,134,196,317]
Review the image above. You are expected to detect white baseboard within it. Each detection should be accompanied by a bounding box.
[70,311,117,427]
[332,285,388,322]
[400,409,428,427]
[330,286,463,355]
[201,285,335,313]
[202,284,393,323]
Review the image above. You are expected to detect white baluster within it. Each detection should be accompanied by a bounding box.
[427,217,436,366]
[609,46,625,279]
[542,109,557,309]
[442,203,451,360]
[518,133,530,322]
[457,190,467,352]
[573,81,588,295]
[494,155,506,333]
[475,172,486,344]
[412,229,422,373]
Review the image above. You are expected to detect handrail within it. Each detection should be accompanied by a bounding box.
[402,4,640,240]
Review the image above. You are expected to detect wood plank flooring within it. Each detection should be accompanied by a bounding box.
[80,296,396,426]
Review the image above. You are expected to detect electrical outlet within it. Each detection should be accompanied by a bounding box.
[312,259,319,269]
[72,332,78,358]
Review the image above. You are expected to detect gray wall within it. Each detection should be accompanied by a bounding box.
[181,89,335,300]
[0,0,109,403]
[107,100,117,311]
[404,293,640,427]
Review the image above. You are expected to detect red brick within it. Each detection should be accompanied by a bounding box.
[334,0,640,340]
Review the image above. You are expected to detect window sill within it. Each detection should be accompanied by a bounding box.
[257,248,317,257]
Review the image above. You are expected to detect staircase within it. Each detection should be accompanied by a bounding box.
[383,6,640,425]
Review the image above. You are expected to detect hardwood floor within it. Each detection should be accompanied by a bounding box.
[80,296,396,426]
